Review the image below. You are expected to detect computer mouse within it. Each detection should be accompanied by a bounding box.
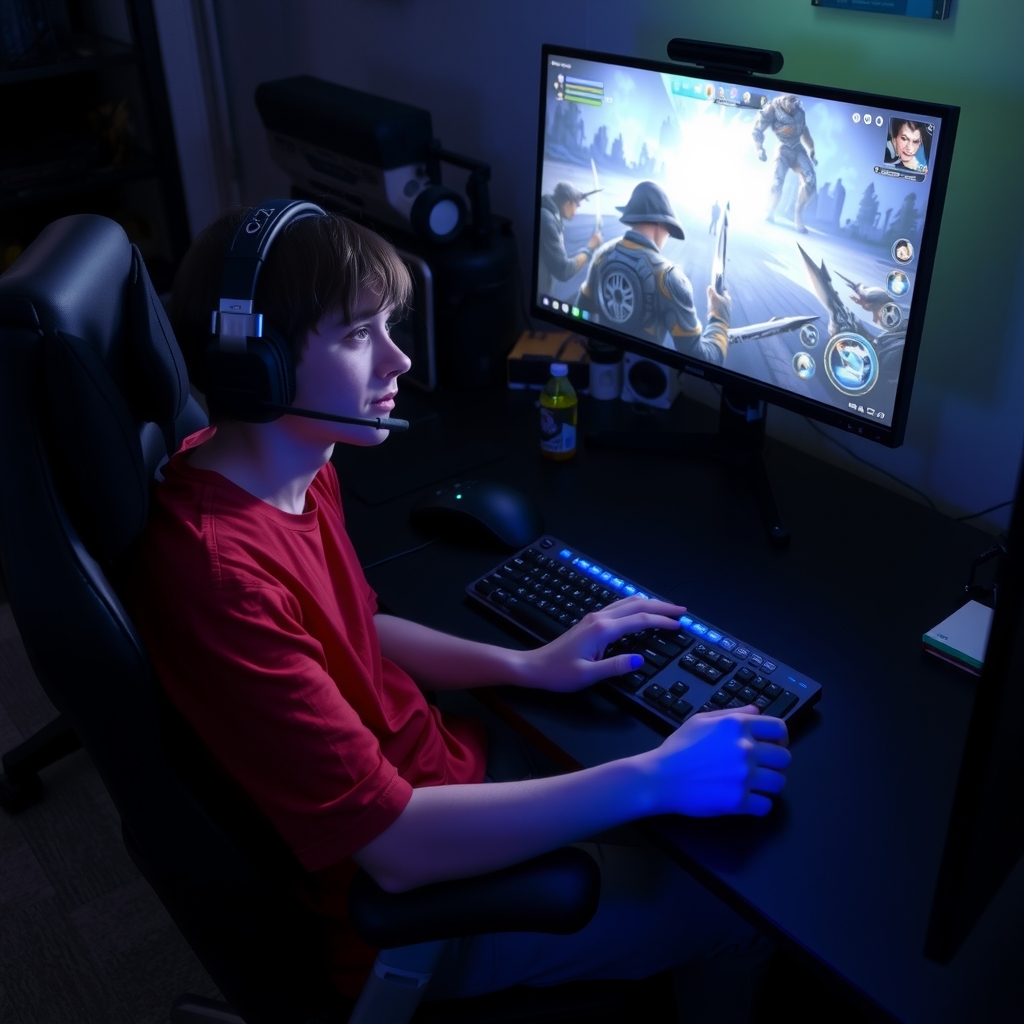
[410,480,544,550]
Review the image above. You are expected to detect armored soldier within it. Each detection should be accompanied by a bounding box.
[752,94,817,233]
[577,181,730,365]
[537,181,602,295]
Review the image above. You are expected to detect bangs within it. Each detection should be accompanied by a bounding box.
[265,215,413,338]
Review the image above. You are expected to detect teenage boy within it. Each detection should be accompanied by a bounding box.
[130,208,791,1021]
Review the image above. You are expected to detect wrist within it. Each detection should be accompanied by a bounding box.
[505,647,538,688]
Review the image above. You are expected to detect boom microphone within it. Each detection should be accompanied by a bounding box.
[258,402,410,431]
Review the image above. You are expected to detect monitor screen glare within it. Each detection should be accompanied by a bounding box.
[533,48,956,445]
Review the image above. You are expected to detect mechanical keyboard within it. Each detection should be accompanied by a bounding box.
[467,535,822,735]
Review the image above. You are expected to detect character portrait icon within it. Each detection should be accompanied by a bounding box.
[885,119,930,174]
[892,239,914,264]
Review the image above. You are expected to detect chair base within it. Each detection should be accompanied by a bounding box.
[0,714,81,813]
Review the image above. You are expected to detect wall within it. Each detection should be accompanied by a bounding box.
[161,0,1024,533]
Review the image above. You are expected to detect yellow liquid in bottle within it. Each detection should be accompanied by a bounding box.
[540,370,578,461]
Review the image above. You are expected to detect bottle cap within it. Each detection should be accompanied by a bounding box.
[550,363,568,377]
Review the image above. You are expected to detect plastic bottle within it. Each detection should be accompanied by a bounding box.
[539,362,577,460]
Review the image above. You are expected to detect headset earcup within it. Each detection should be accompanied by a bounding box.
[257,325,296,408]
[204,326,295,422]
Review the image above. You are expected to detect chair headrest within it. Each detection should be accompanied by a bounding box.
[0,214,131,347]
[0,214,194,562]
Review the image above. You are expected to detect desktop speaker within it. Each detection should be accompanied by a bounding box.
[620,352,682,409]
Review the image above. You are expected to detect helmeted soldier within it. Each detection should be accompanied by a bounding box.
[537,181,602,295]
[751,94,817,233]
[577,181,730,365]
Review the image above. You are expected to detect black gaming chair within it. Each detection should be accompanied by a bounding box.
[0,215,673,1024]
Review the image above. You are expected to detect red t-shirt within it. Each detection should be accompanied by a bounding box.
[129,428,486,993]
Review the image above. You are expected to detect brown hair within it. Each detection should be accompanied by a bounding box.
[168,208,412,404]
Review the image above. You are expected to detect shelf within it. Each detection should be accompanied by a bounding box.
[0,157,157,212]
[0,33,136,86]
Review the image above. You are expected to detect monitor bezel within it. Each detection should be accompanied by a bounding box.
[531,44,960,448]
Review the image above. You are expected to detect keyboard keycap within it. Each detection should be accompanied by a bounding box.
[765,690,798,718]
[503,596,562,640]
[616,672,647,692]
[670,698,693,719]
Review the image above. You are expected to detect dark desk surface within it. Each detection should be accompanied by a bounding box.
[334,388,1024,1024]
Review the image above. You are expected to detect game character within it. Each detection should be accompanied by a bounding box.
[537,181,602,295]
[577,181,731,365]
[131,206,788,1019]
[836,272,891,326]
[886,119,929,173]
[709,199,721,234]
[752,94,817,233]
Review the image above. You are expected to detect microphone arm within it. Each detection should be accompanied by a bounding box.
[259,402,410,431]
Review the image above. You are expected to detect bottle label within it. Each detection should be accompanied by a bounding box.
[540,405,577,454]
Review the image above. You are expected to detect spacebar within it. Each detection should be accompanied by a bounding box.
[502,597,563,641]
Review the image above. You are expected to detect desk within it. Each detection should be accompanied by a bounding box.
[334,387,1024,1024]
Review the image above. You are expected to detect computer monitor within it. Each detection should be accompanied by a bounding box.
[530,44,958,449]
[925,449,1024,963]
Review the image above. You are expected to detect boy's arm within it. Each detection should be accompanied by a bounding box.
[353,707,790,892]
[373,596,688,693]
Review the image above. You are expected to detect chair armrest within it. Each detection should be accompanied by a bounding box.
[348,846,600,949]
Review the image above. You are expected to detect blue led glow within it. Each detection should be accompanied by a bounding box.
[706,630,722,642]
[692,623,708,635]
[622,585,637,596]
[559,549,572,559]
[600,571,612,583]
[609,577,624,589]
[587,565,603,576]
[679,615,693,627]
[636,592,649,599]
[576,559,591,570]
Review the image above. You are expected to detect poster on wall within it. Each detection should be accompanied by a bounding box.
[811,0,951,18]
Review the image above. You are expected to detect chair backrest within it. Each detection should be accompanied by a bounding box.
[0,215,345,1024]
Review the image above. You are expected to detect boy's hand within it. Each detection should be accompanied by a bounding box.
[648,707,791,817]
[519,596,688,692]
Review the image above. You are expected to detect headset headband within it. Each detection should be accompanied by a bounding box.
[212,199,326,351]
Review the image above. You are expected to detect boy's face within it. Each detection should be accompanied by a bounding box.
[292,287,411,447]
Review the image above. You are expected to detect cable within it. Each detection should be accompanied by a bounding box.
[512,255,539,336]
[806,418,1015,523]
[805,417,939,511]
[956,499,1014,523]
[361,538,437,571]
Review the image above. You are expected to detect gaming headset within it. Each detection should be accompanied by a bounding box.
[205,198,409,431]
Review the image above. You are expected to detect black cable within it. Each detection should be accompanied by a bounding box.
[805,417,1015,523]
[956,499,1014,523]
[512,255,538,336]
[805,417,939,511]
[361,539,437,571]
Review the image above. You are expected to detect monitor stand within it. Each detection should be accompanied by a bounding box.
[584,388,791,549]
